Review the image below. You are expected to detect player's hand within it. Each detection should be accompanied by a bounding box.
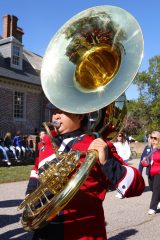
[88,138,108,165]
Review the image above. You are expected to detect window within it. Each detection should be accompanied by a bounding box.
[12,45,20,66]
[10,43,23,70]
[14,92,25,119]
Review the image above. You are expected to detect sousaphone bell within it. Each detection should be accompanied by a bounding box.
[41,5,143,114]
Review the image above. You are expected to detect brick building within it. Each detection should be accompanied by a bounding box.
[0,15,51,137]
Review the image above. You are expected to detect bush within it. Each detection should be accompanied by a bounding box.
[133,133,144,142]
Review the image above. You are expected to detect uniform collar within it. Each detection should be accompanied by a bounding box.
[57,128,84,140]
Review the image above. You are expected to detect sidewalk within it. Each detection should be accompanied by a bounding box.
[104,159,160,240]
[0,159,160,239]
[0,181,33,240]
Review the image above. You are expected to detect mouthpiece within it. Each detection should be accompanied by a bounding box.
[52,120,60,128]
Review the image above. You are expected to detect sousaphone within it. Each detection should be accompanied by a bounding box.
[18,5,144,231]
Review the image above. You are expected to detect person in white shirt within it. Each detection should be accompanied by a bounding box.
[114,132,131,162]
[113,132,131,198]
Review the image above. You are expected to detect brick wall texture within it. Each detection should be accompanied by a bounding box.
[0,80,48,137]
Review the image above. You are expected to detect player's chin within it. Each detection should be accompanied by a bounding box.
[56,126,64,134]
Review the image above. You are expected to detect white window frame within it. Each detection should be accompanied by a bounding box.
[11,44,23,70]
[12,45,20,65]
[13,91,26,120]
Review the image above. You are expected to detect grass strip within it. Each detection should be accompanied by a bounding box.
[0,165,33,184]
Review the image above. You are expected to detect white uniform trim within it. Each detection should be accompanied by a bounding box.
[38,153,56,169]
[38,137,74,169]
[30,169,38,179]
[58,137,74,152]
[117,166,134,196]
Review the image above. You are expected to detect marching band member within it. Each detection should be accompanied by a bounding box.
[25,106,145,240]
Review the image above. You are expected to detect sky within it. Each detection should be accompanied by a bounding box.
[0,0,160,100]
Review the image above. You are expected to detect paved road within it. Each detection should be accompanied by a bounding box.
[0,159,160,240]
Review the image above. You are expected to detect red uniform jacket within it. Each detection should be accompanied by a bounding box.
[26,129,145,240]
[150,148,160,176]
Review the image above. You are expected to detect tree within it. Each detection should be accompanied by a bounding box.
[124,99,145,136]
[128,55,160,134]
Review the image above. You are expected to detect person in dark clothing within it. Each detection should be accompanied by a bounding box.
[0,137,11,166]
[143,130,148,143]
[138,140,151,176]
[13,131,25,159]
[4,132,18,161]
[24,108,145,240]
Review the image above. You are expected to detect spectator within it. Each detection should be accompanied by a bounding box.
[0,137,11,166]
[13,131,25,159]
[22,135,34,159]
[113,132,131,199]
[144,131,160,215]
[143,130,148,143]
[113,132,131,163]
[138,134,151,176]
[4,132,18,161]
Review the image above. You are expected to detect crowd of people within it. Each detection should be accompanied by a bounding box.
[112,129,160,215]
[112,130,160,216]
[0,131,35,166]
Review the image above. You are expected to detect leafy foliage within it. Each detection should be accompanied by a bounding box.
[126,55,160,137]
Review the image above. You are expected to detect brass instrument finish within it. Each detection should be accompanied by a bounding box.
[75,44,121,92]
[18,149,98,231]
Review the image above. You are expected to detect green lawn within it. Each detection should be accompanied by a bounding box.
[0,165,33,184]
[0,153,141,184]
